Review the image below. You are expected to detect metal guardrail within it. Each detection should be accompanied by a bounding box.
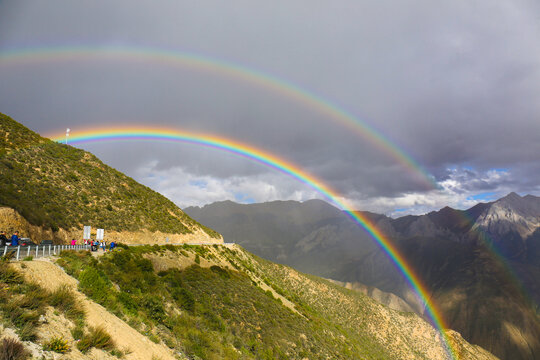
[128,242,235,246]
[2,244,92,261]
[2,242,236,261]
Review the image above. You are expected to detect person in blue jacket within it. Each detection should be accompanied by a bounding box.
[10,231,20,246]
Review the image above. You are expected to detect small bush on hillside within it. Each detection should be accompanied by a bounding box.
[0,262,22,284]
[115,243,129,250]
[1,250,16,262]
[49,285,85,321]
[42,336,70,353]
[18,284,48,310]
[77,326,115,354]
[210,265,230,279]
[141,294,166,322]
[3,301,40,341]
[71,322,84,341]
[117,292,139,315]
[0,337,29,360]
[57,250,94,277]
[78,268,112,304]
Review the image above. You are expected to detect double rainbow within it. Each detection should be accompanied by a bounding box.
[49,127,455,359]
[0,45,437,189]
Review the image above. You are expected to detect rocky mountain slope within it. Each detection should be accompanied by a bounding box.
[0,112,220,244]
[0,245,497,360]
[185,194,540,360]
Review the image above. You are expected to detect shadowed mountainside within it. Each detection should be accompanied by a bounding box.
[185,194,540,360]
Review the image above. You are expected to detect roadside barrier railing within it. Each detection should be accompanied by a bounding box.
[2,244,92,261]
[2,243,235,261]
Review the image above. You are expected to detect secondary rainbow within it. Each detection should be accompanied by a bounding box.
[49,126,455,359]
[0,44,437,189]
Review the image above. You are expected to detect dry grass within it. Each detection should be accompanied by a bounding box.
[77,325,115,353]
[0,337,29,360]
[48,284,86,321]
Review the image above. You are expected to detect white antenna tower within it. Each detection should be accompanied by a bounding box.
[66,128,70,145]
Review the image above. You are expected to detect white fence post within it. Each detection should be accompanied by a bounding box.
[27,246,31,257]
[16,246,20,261]
[3,246,7,257]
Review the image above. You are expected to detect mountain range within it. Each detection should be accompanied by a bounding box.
[185,193,540,360]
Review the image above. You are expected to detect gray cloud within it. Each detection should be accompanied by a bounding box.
[0,0,539,214]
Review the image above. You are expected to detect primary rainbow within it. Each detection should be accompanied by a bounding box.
[49,126,455,359]
[0,44,437,189]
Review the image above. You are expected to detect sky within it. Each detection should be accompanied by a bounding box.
[0,0,539,216]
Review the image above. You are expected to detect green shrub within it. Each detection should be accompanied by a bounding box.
[117,292,139,315]
[49,285,85,321]
[141,295,165,322]
[172,287,194,311]
[2,300,40,341]
[57,250,94,277]
[18,284,48,310]
[149,334,160,344]
[0,262,23,284]
[78,268,112,304]
[22,256,33,262]
[210,265,230,279]
[77,326,115,353]
[71,323,84,341]
[42,336,70,353]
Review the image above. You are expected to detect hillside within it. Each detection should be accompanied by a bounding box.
[185,199,402,292]
[0,112,220,243]
[184,195,540,360]
[1,245,497,360]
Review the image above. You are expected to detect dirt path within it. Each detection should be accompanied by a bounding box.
[15,259,178,360]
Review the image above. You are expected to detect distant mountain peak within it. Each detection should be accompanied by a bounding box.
[473,191,540,241]
[500,192,522,201]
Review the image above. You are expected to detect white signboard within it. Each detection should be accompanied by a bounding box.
[83,226,91,240]
[96,229,105,241]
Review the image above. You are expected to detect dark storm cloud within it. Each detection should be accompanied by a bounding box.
[0,0,539,213]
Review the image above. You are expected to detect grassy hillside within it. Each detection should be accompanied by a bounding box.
[54,245,496,360]
[0,112,219,238]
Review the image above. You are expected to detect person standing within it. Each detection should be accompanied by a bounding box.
[0,231,8,246]
[10,231,20,246]
[71,238,77,246]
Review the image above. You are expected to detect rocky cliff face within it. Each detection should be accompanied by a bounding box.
[0,207,55,241]
[474,193,540,242]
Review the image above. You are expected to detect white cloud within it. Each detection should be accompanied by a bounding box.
[134,161,538,218]
[134,161,323,208]
[342,167,528,217]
